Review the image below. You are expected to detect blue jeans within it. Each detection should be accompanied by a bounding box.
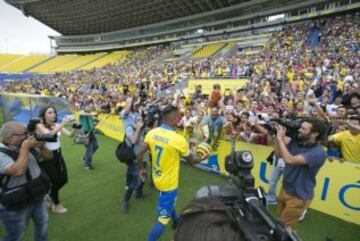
[0,198,48,241]
[83,133,99,167]
[125,162,141,191]
[267,165,284,203]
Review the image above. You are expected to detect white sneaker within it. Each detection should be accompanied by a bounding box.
[298,209,307,221]
[52,204,68,214]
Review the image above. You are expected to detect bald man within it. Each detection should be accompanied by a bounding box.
[0,121,49,241]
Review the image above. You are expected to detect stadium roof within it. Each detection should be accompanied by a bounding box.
[5,0,261,36]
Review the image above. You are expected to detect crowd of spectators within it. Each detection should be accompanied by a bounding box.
[1,13,359,163]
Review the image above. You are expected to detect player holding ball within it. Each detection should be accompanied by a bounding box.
[136,105,208,241]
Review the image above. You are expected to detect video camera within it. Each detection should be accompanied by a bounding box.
[27,118,57,142]
[143,105,161,128]
[262,117,303,140]
[194,149,302,241]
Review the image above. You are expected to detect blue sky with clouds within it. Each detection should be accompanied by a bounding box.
[0,0,59,55]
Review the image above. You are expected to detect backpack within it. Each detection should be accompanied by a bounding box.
[0,147,50,211]
[115,126,136,165]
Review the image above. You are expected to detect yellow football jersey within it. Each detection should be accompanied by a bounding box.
[144,124,190,191]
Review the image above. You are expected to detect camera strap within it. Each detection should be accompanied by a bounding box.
[124,125,135,149]
[0,147,32,190]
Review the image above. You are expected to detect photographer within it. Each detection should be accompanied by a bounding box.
[120,115,146,213]
[0,121,49,241]
[274,117,327,228]
[79,103,99,170]
[174,197,244,241]
[36,105,75,214]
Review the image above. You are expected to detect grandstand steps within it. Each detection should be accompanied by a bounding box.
[51,53,107,72]
[80,51,129,70]
[23,56,57,73]
[179,51,193,62]
[0,55,52,73]
[0,55,27,71]
[192,46,205,56]
[74,53,107,71]
[29,55,79,73]
[0,54,22,68]
[192,43,227,59]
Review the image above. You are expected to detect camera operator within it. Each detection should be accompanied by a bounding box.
[0,121,50,241]
[174,197,244,241]
[36,105,75,214]
[274,117,327,228]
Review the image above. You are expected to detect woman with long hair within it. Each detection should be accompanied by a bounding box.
[36,105,75,214]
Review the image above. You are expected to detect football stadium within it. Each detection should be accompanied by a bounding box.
[0,0,359,240]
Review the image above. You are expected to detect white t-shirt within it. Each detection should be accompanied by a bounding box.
[326,104,340,117]
[43,124,61,150]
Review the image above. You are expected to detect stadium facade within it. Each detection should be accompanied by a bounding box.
[5,0,360,54]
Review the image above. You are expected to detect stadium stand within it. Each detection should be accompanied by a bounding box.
[1,1,360,240]
[80,51,130,70]
[192,43,228,59]
[28,55,79,73]
[0,54,22,67]
[0,55,50,73]
[50,53,107,72]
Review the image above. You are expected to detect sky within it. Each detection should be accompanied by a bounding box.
[0,0,59,55]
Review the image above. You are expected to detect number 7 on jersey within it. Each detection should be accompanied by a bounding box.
[155,145,163,167]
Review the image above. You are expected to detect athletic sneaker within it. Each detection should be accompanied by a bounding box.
[120,200,129,213]
[52,204,68,214]
[84,165,94,170]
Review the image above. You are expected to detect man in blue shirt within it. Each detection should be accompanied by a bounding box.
[202,106,225,150]
[274,117,327,228]
[120,97,146,212]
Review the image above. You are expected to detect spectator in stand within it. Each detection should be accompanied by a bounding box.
[345,93,359,115]
[208,84,222,108]
[328,115,360,163]
[326,95,343,117]
[190,109,209,145]
[191,85,204,101]
[203,106,225,150]
[222,112,240,141]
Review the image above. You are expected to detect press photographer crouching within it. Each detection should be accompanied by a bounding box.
[273,117,327,228]
[0,121,50,241]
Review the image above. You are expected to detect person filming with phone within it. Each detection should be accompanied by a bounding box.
[36,105,76,214]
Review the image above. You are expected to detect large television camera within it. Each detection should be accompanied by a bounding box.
[194,148,301,241]
[262,117,303,140]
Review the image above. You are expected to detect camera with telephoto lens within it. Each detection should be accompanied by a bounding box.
[194,150,302,241]
[27,118,57,142]
[263,118,303,140]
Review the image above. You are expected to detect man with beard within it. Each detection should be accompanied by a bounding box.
[274,117,327,228]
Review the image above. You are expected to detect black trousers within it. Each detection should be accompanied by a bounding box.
[39,149,68,205]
